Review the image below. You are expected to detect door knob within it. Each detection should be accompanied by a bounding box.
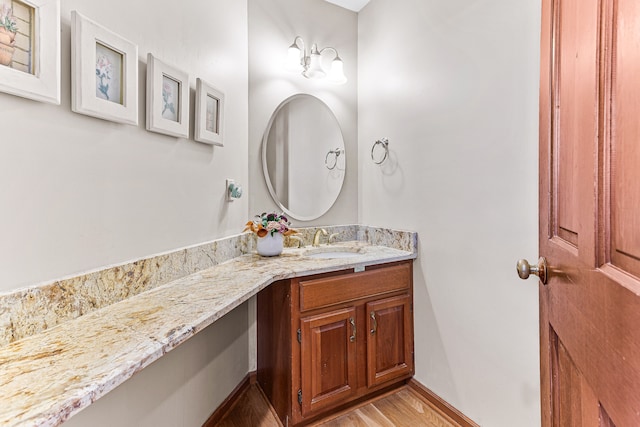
[516,257,548,285]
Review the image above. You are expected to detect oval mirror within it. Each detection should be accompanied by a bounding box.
[262,94,346,221]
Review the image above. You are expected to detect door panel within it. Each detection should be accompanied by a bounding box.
[553,0,598,249]
[540,0,640,425]
[550,329,602,427]
[300,307,357,416]
[610,0,640,278]
[366,294,413,388]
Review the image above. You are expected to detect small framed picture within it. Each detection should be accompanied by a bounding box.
[195,78,225,146]
[146,53,189,138]
[71,10,138,125]
[0,0,60,104]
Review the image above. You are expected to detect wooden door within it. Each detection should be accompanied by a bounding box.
[299,307,357,416]
[366,294,414,388]
[538,0,640,425]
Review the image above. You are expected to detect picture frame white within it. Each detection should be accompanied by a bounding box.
[0,0,60,104]
[194,78,225,146]
[71,10,138,125]
[146,53,189,138]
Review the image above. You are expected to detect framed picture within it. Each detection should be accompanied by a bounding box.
[71,10,138,125]
[146,53,189,138]
[0,0,60,104]
[195,78,225,146]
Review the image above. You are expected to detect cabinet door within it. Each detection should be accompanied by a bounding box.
[366,294,414,387]
[300,307,357,416]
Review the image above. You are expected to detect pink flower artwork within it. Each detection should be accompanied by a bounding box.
[95,54,113,100]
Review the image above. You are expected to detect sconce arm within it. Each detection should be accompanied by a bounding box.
[291,36,306,55]
[318,46,341,60]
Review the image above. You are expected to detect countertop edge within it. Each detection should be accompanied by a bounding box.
[1,245,416,427]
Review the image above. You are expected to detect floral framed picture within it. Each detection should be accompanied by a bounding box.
[0,0,60,104]
[194,78,225,146]
[71,10,138,125]
[146,53,189,138]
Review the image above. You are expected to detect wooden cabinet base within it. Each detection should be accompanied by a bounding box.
[257,260,414,426]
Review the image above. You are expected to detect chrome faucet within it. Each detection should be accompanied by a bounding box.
[312,228,328,247]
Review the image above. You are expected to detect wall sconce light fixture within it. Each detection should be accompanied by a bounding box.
[285,36,347,85]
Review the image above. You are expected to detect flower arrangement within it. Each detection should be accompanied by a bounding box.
[244,212,297,237]
[0,4,18,36]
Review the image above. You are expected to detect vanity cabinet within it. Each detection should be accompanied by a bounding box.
[257,260,414,426]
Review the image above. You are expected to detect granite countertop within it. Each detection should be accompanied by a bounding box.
[0,241,416,427]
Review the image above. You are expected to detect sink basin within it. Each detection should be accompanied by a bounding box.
[303,246,365,259]
[306,251,364,259]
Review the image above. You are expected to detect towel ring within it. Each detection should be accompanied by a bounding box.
[325,148,344,170]
[371,138,389,164]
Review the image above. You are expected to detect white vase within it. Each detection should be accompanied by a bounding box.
[256,232,284,257]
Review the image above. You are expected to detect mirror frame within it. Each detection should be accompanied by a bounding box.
[261,94,346,221]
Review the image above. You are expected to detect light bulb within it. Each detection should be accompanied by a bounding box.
[327,57,347,84]
[303,44,326,79]
[285,43,302,72]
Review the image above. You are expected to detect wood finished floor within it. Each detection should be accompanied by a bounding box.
[216,384,458,427]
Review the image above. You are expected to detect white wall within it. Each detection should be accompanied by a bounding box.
[0,0,251,425]
[63,303,249,427]
[248,0,358,227]
[0,0,248,291]
[358,1,541,425]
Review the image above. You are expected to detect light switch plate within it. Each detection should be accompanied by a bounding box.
[226,179,235,202]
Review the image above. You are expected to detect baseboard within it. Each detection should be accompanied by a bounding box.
[202,371,256,427]
[407,379,480,427]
